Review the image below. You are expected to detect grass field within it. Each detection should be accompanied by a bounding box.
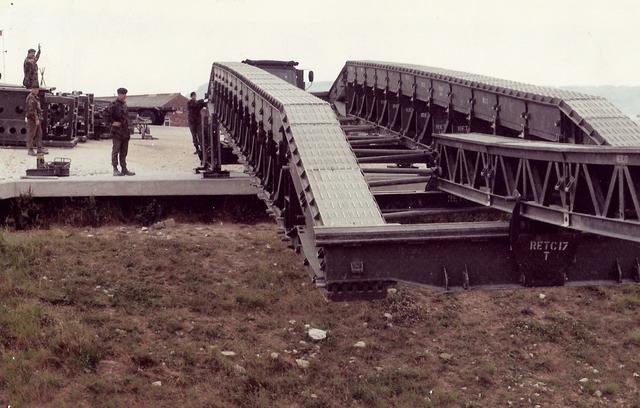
[0,222,639,407]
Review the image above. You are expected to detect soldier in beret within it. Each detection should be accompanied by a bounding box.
[110,87,135,176]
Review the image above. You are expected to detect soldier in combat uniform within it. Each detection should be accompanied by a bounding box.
[110,87,135,176]
[23,44,41,89]
[187,91,206,159]
[25,83,48,156]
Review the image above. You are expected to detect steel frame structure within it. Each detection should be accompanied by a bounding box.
[206,61,640,300]
[331,61,640,243]
[331,61,640,147]
[42,94,79,146]
[0,87,89,148]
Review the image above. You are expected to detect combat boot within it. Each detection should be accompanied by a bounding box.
[28,149,36,156]
[113,167,123,176]
[122,168,136,176]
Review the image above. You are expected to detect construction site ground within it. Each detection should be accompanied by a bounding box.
[0,126,242,181]
[1,221,639,407]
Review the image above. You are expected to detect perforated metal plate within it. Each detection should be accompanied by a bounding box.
[215,62,385,227]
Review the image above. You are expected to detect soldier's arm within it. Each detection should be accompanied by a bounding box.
[35,46,41,62]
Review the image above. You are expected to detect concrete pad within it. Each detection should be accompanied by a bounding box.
[0,126,254,199]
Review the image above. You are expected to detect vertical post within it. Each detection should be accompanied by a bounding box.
[211,113,221,172]
[200,109,210,169]
[1,31,6,81]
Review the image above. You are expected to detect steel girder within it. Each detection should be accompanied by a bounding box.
[435,133,640,242]
[207,62,640,299]
[330,61,640,243]
[209,62,550,299]
[209,62,384,228]
[330,61,640,147]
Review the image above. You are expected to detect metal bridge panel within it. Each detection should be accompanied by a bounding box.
[388,71,401,94]
[213,61,384,228]
[345,61,640,147]
[451,84,472,113]
[432,80,450,107]
[527,103,561,141]
[473,90,497,122]
[306,168,388,227]
[497,95,526,131]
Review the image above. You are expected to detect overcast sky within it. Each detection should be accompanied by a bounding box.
[0,0,638,96]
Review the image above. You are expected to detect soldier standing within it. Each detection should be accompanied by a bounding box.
[187,91,206,159]
[111,87,135,176]
[23,44,41,88]
[25,84,47,156]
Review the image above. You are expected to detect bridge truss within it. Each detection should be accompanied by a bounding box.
[203,60,640,300]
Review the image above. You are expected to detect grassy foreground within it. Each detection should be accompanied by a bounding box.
[0,223,639,407]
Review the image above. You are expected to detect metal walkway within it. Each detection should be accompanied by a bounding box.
[330,61,640,146]
[206,60,640,300]
[211,62,384,228]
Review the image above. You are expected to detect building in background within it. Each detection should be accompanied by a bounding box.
[95,93,189,126]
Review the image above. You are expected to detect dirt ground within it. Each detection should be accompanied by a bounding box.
[0,221,639,407]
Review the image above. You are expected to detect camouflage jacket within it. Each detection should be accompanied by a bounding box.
[25,93,43,122]
[110,99,130,139]
[22,50,41,88]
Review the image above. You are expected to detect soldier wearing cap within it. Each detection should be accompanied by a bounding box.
[25,83,48,156]
[23,44,41,89]
[111,87,135,176]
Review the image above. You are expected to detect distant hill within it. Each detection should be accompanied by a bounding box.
[194,80,640,123]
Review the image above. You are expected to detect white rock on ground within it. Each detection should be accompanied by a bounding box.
[353,341,366,348]
[439,353,453,361]
[221,351,236,357]
[308,328,327,341]
[152,381,162,387]
[296,359,310,369]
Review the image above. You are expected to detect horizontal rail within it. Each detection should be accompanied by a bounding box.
[434,133,640,242]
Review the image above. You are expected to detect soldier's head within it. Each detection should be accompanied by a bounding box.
[30,84,39,94]
[27,48,36,58]
[190,92,197,101]
[117,87,128,101]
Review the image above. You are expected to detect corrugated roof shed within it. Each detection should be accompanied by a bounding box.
[95,93,187,108]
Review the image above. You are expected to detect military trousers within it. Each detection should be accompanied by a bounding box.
[111,136,130,169]
[26,120,43,151]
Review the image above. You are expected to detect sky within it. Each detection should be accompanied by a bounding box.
[0,0,638,97]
